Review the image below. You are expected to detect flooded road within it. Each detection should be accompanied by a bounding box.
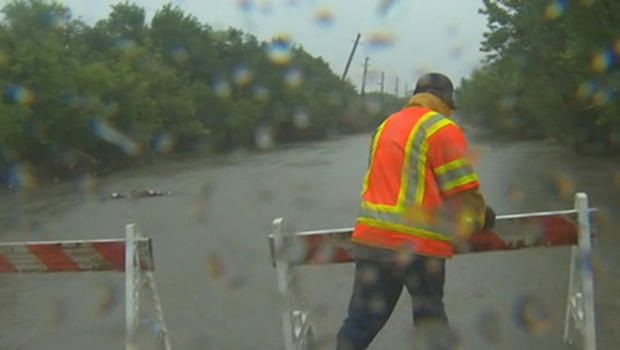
[1,127,618,349]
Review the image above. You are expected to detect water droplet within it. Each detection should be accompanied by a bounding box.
[293,109,310,129]
[89,118,141,156]
[259,0,273,15]
[42,8,71,28]
[252,85,270,102]
[543,0,567,20]
[5,163,37,190]
[377,0,399,17]
[3,85,35,105]
[170,46,189,63]
[237,0,254,12]
[369,294,386,314]
[449,43,464,59]
[152,132,176,153]
[591,49,615,73]
[576,78,598,100]
[512,294,550,333]
[366,31,395,49]
[113,38,136,51]
[284,68,304,88]
[255,125,275,149]
[207,253,224,278]
[477,311,502,344]
[232,65,253,86]
[212,77,232,98]
[547,172,574,198]
[313,7,333,27]
[266,34,293,65]
[77,174,98,193]
[614,37,620,56]
[592,87,614,106]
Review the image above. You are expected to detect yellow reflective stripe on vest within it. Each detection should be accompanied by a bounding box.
[434,157,469,176]
[357,217,452,242]
[440,173,479,193]
[361,119,388,195]
[411,117,455,206]
[434,156,478,193]
[398,111,438,207]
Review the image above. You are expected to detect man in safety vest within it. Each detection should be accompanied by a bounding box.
[336,72,495,349]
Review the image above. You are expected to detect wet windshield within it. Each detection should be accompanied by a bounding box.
[1,0,618,349]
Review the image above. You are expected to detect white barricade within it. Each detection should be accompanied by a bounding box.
[268,192,597,350]
[0,223,171,350]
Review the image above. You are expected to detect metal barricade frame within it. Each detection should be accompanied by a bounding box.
[268,192,597,350]
[0,223,171,350]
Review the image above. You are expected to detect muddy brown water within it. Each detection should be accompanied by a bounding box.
[1,127,618,349]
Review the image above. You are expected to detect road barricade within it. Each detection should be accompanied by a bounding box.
[268,192,597,350]
[0,223,171,350]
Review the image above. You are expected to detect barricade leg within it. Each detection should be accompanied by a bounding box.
[273,218,314,350]
[563,193,596,350]
[125,224,171,350]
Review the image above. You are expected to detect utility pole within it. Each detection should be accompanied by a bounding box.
[341,33,361,81]
[361,56,369,98]
[395,77,399,96]
[380,71,385,94]
[404,83,409,97]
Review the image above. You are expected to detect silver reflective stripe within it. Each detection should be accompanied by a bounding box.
[358,204,453,240]
[436,163,477,192]
[402,113,449,208]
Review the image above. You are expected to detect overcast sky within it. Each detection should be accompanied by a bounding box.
[38,0,489,93]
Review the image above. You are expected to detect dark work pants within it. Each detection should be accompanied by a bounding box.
[336,255,448,350]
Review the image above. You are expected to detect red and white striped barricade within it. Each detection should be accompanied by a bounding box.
[0,223,171,350]
[267,192,597,350]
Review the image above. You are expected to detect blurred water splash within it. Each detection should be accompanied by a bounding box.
[255,124,275,149]
[284,67,304,88]
[212,77,232,98]
[512,294,550,333]
[94,280,119,315]
[266,34,293,65]
[113,38,137,51]
[76,173,98,193]
[42,8,71,28]
[547,172,575,199]
[365,31,395,49]
[592,87,614,106]
[591,49,615,73]
[576,78,598,100]
[237,0,254,12]
[477,311,502,344]
[376,0,399,17]
[313,7,333,28]
[3,85,35,105]
[152,132,176,154]
[207,253,224,278]
[89,118,141,156]
[259,0,273,15]
[543,0,567,20]
[252,85,270,102]
[293,108,310,129]
[169,46,189,64]
[4,163,37,190]
[232,65,253,86]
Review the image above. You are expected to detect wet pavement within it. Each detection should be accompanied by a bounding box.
[0,126,618,349]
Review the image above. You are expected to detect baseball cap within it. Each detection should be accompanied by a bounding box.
[413,73,455,109]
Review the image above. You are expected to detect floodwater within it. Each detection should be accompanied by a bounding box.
[0,126,618,349]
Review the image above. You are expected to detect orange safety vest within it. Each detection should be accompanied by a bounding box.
[351,106,480,258]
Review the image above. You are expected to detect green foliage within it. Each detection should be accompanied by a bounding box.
[458,0,620,153]
[0,0,365,179]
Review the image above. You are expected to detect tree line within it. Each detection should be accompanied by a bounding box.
[456,0,620,153]
[0,0,405,182]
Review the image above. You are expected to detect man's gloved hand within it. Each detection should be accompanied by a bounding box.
[482,206,496,231]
